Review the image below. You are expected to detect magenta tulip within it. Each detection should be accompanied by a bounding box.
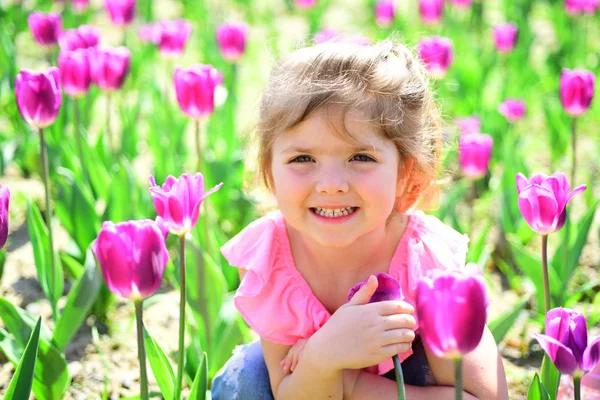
[416,263,488,359]
[58,25,100,51]
[15,68,62,129]
[533,308,600,377]
[104,0,135,26]
[459,132,493,179]
[216,22,249,62]
[154,19,193,58]
[560,69,595,117]
[173,64,223,120]
[347,273,403,303]
[516,172,586,235]
[449,0,472,8]
[58,49,91,98]
[295,0,316,9]
[148,173,223,236]
[419,0,444,24]
[566,0,600,14]
[28,12,62,47]
[93,220,168,300]
[138,24,155,43]
[90,47,131,91]
[498,99,526,122]
[0,183,9,251]
[455,116,481,135]
[492,23,518,53]
[418,36,454,78]
[375,0,395,27]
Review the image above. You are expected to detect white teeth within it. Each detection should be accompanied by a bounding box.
[313,207,357,218]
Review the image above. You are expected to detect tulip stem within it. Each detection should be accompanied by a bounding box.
[571,117,577,187]
[392,355,406,400]
[574,376,581,400]
[174,235,187,400]
[39,128,58,321]
[106,93,114,160]
[134,300,149,400]
[454,358,463,400]
[541,234,551,314]
[195,119,203,174]
[73,99,89,185]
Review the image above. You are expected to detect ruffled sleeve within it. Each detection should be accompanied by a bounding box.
[221,211,330,345]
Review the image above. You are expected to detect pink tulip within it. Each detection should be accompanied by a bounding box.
[216,22,249,62]
[90,47,131,91]
[58,25,100,50]
[347,273,403,303]
[459,132,493,179]
[295,0,316,9]
[173,64,223,120]
[28,12,62,47]
[0,183,9,250]
[492,23,518,53]
[419,0,444,24]
[375,0,395,27]
[58,49,91,98]
[93,220,168,300]
[455,116,481,135]
[449,0,472,8]
[418,36,454,79]
[314,27,340,44]
[516,172,586,235]
[138,24,155,43]
[15,68,62,129]
[560,69,595,117]
[104,0,135,26]
[154,19,193,58]
[148,173,223,236]
[73,0,89,12]
[565,0,600,14]
[498,99,526,122]
[416,263,488,359]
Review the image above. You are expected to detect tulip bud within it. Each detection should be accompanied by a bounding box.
[15,68,62,129]
[459,132,493,179]
[416,263,488,359]
[418,36,454,78]
[104,0,135,26]
[155,19,193,59]
[375,0,395,27]
[0,183,10,251]
[93,220,168,300]
[295,0,316,9]
[516,172,586,235]
[533,308,600,377]
[419,0,444,24]
[449,0,472,8]
[492,23,518,53]
[90,47,131,92]
[58,49,91,98]
[347,273,403,303]
[216,22,249,62]
[560,69,595,117]
[455,116,481,135]
[149,173,223,236]
[498,99,526,122]
[58,25,100,51]
[173,64,223,120]
[28,12,62,47]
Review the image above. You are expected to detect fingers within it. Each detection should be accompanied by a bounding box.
[377,300,415,316]
[380,328,416,347]
[381,341,413,357]
[381,313,417,330]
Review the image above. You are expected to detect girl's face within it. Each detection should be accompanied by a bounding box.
[270,107,404,248]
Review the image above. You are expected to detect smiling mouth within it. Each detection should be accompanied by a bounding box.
[309,207,359,218]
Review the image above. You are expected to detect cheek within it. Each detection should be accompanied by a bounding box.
[353,170,399,204]
[272,167,312,198]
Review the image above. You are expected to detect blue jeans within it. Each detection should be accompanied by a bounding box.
[211,337,435,400]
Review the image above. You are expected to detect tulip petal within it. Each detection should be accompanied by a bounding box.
[566,184,587,204]
[533,333,578,375]
[453,276,487,354]
[516,173,529,193]
[93,226,133,298]
[132,222,167,298]
[582,336,600,372]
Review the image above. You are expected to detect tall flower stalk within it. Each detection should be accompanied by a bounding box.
[134,300,149,400]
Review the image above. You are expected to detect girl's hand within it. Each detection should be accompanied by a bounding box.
[306,275,416,373]
[280,338,309,373]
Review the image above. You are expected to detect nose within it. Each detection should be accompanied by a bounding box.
[315,163,349,194]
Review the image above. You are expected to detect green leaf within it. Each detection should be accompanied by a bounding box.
[26,199,62,317]
[53,248,103,352]
[488,295,529,344]
[187,351,208,400]
[527,373,551,400]
[540,355,561,400]
[143,324,175,400]
[466,218,492,264]
[4,317,42,400]
[0,299,70,400]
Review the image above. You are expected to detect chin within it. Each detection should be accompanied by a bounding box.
[313,234,358,249]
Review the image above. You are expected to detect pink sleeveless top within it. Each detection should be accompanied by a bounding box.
[220,210,469,375]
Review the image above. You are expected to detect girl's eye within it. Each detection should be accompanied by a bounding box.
[290,155,314,163]
[351,154,376,162]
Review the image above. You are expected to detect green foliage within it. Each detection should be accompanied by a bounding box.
[4,317,42,400]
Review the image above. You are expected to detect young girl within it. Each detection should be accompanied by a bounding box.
[211,39,509,399]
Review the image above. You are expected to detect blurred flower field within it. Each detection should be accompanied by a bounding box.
[0,0,599,398]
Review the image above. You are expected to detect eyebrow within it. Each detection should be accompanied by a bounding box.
[281,144,382,154]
